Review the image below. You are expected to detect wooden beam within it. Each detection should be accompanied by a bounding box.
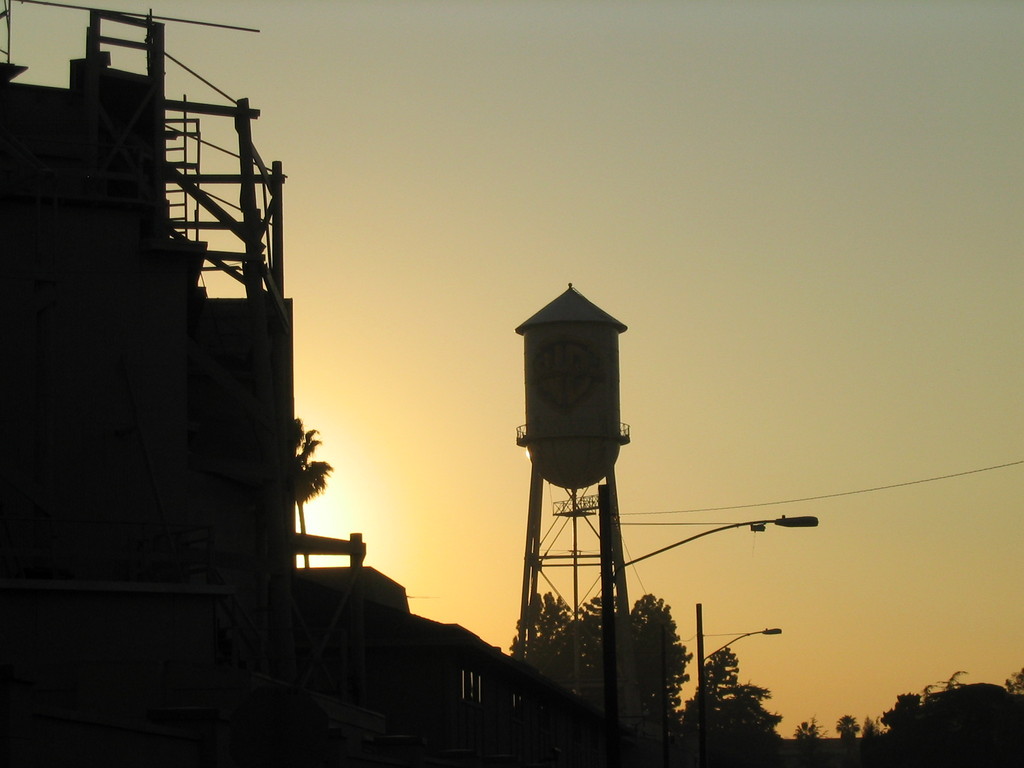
[165,99,260,119]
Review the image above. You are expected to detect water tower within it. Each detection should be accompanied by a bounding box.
[514,284,632,688]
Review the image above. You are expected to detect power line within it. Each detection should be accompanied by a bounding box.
[623,460,1024,517]
[17,0,260,32]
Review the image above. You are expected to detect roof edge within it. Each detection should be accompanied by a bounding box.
[515,284,627,334]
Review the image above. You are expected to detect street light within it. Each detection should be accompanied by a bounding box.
[706,627,782,659]
[659,628,785,768]
[696,605,782,768]
[622,516,818,571]
[599,503,817,768]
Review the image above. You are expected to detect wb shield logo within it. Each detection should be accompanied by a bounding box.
[533,340,602,411]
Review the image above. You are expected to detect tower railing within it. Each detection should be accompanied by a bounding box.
[516,422,631,447]
[552,494,599,517]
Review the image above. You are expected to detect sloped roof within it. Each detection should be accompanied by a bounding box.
[362,601,605,720]
[515,284,627,335]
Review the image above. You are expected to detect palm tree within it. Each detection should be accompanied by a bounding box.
[836,714,861,767]
[793,718,826,768]
[292,418,333,568]
[794,718,825,740]
[836,714,860,741]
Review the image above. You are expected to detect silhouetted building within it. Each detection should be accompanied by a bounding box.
[294,567,612,767]
[0,10,616,768]
[780,736,858,768]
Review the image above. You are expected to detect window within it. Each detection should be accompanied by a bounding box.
[461,668,482,703]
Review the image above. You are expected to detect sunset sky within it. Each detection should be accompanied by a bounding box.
[15,0,1022,735]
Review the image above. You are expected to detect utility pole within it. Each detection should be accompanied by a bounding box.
[599,483,621,768]
[662,624,670,768]
[697,603,708,768]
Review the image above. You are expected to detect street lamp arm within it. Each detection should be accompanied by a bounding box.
[706,628,782,659]
[623,521,758,569]
[696,610,782,768]
[621,516,817,570]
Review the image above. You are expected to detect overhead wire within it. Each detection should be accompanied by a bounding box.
[17,0,260,32]
[622,460,1023,518]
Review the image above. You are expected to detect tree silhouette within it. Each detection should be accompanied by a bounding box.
[836,714,861,768]
[860,716,883,768]
[682,647,783,768]
[836,714,860,741]
[860,716,880,739]
[512,592,691,732]
[511,592,579,682]
[630,593,691,731]
[292,418,334,568]
[922,669,967,697]
[793,718,827,768]
[865,681,1024,768]
[1004,667,1024,696]
[794,718,826,738]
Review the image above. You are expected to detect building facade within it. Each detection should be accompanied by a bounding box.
[0,11,622,768]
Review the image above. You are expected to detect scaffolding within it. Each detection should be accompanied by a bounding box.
[0,6,297,677]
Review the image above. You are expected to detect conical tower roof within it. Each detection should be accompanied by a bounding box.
[515,284,627,335]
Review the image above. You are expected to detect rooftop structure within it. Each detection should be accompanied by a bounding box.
[0,9,629,766]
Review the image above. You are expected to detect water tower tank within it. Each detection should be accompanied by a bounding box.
[516,285,629,490]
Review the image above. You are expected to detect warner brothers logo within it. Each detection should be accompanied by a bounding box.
[532,340,602,410]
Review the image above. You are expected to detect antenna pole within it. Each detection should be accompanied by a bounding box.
[2,0,11,62]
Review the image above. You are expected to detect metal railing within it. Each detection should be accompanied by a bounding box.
[516,423,630,446]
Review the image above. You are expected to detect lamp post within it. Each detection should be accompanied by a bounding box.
[696,604,782,768]
[601,512,816,768]
[705,627,782,660]
[623,516,818,570]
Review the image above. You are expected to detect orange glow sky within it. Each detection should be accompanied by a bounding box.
[15,0,1023,735]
